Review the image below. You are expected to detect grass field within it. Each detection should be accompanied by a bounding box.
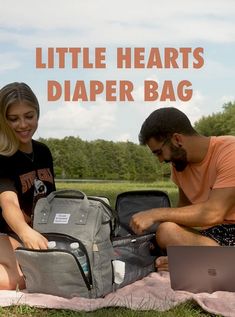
[0,302,215,317]
[55,180,179,207]
[0,181,220,317]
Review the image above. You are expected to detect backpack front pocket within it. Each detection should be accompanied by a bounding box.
[15,244,91,298]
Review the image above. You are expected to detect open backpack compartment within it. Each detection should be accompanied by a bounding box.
[15,189,171,298]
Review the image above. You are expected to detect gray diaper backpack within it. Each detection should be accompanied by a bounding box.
[15,189,170,298]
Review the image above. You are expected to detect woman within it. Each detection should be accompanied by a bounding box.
[0,82,56,289]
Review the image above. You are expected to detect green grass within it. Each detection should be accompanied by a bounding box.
[55,180,179,207]
[0,301,219,316]
[0,181,221,316]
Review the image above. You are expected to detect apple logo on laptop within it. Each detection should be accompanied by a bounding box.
[208,268,217,276]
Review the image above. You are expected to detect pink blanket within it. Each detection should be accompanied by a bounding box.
[0,272,235,317]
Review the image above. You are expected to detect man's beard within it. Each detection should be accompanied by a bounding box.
[164,143,188,172]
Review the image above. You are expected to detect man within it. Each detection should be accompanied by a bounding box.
[130,107,235,271]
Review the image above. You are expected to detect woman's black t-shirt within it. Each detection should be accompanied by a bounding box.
[0,140,56,233]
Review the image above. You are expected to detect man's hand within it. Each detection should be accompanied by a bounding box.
[130,209,156,235]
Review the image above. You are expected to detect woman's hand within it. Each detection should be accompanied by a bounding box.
[0,191,48,249]
[18,226,48,249]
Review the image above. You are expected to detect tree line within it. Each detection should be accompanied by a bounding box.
[40,102,235,181]
[194,102,235,136]
[39,137,171,181]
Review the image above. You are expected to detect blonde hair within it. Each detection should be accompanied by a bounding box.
[0,82,40,156]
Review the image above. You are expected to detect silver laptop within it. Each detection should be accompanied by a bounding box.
[167,245,235,293]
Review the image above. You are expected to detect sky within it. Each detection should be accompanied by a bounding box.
[0,0,235,143]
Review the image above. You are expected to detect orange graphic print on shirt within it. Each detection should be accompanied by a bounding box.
[20,168,54,193]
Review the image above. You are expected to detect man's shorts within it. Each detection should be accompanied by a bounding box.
[200,224,235,246]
